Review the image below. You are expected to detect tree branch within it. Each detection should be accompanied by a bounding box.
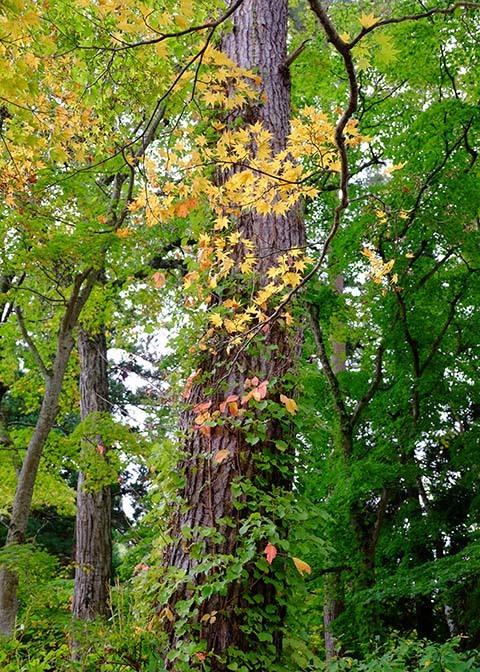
[15,307,51,381]
[349,2,480,49]
[308,303,351,432]
[284,39,310,69]
[420,281,467,376]
[351,343,385,428]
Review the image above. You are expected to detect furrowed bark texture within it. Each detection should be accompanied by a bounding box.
[162,1,305,668]
[72,327,112,623]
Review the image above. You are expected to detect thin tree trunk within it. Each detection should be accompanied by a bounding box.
[0,271,97,637]
[324,274,347,661]
[162,1,304,668]
[72,327,112,626]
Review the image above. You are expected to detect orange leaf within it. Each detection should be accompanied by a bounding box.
[220,394,239,413]
[213,449,230,463]
[183,368,201,399]
[252,379,268,401]
[264,543,277,565]
[176,197,198,218]
[194,412,210,426]
[152,271,166,288]
[193,401,212,415]
[292,556,311,576]
[228,401,239,416]
[116,227,131,238]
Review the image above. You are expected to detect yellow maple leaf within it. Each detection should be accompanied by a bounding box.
[283,271,302,287]
[255,199,273,215]
[214,216,229,231]
[240,255,257,274]
[210,313,223,327]
[359,12,380,29]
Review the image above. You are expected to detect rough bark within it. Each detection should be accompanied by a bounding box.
[0,270,97,637]
[72,327,112,625]
[162,1,304,668]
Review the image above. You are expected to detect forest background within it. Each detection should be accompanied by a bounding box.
[0,0,480,670]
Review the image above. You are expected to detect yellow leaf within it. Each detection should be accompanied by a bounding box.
[240,254,257,274]
[359,12,380,29]
[384,258,395,273]
[210,313,223,327]
[228,232,241,245]
[361,247,375,260]
[280,394,298,415]
[155,41,168,58]
[214,216,229,231]
[158,606,174,623]
[174,13,188,28]
[384,162,406,175]
[292,556,311,576]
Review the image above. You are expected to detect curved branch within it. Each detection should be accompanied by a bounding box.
[349,2,480,49]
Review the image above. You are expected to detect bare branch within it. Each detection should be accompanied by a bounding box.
[284,39,310,69]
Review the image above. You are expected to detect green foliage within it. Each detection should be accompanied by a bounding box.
[329,637,480,672]
[1,0,480,669]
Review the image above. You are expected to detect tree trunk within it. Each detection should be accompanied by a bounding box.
[72,327,112,626]
[162,1,304,668]
[323,572,345,662]
[0,271,97,637]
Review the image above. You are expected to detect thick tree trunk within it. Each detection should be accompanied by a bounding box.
[72,328,112,625]
[0,271,97,637]
[162,1,304,669]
